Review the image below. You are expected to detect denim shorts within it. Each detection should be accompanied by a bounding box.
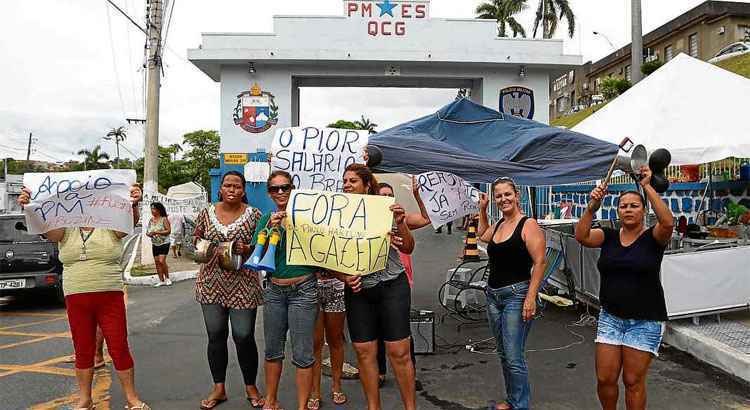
[263,276,319,368]
[595,309,665,356]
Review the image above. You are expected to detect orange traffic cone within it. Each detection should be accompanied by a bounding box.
[463,217,480,261]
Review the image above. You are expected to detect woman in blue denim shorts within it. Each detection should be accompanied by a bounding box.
[575,165,673,410]
[253,170,320,410]
[477,178,548,410]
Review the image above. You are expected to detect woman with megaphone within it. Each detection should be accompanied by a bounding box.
[252,170,321,410]
[575,165,674,410]
[193,170,266,409]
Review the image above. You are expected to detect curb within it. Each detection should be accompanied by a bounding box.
[124,269,198,286]
[664,322,750,383]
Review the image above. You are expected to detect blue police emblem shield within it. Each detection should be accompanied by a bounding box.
[499,86,534,120]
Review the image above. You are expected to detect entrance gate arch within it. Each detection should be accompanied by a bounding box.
[188,0,580,209]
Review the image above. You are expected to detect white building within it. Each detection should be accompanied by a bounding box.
[187,0,581,203]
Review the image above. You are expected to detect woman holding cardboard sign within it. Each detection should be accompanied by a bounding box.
[477,177,547,410]
[17,184,151,410]
[251,170,322,410]
[335,163,417,410]
[193,171,265,410]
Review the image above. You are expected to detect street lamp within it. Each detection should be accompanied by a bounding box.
[593,31,616,50]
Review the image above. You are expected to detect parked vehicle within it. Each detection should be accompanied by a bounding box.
[0,214,64,304]
[708,41,750,63]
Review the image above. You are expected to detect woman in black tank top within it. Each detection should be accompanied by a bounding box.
[477,178,547,410]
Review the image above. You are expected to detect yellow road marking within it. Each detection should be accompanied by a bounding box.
[0,330,71,338]
[0,316,67,331]
[28,367,112,410]
[0,364,76,377]
[0,312,66,318]
[0,336,55,350]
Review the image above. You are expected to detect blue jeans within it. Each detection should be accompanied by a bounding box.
[486,280,533,410]
[263,276,319,368]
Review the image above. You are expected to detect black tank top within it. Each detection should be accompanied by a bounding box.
[487,216,533,289]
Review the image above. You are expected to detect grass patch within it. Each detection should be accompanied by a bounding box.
[715,53,750,79]
[550,102,610,129]
[130,264,156,277]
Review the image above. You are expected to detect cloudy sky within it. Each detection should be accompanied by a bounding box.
[1,0,745,163]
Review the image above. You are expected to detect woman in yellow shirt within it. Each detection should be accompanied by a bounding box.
[18,184,150,410]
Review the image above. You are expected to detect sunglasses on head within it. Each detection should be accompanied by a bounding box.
[493,176,515,184]
[268,184,292,194]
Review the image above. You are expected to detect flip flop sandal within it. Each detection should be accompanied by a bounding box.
[247,396,265,409]
[306,397,320,410]
[125,404,152,410]
[199,397,227,410]
[332,391,347,405]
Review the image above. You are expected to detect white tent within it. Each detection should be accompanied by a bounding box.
[166,181,207,200]
[573,53,750,165]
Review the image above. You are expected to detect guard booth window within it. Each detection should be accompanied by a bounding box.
[688,33,699,57]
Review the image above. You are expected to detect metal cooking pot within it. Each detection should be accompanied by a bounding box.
[218,241,243,272]
[193,238,215,264]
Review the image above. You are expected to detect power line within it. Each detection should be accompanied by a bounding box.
[105,4,128,118]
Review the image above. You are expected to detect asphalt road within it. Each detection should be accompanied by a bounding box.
[1,228,749,409]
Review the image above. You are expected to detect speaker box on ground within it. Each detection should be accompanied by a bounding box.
[410,310,435,354]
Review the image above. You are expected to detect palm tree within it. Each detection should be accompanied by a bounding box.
[354,116,378,134]
[475,0,527,38]
[532,0,575,39]
[104,126,127,167]
[77,145,110,170]
[169,143,183,161]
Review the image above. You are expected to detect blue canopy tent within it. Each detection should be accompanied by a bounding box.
[369,99,617,185]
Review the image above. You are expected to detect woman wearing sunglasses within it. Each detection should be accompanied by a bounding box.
[575,166,672,410]
[254,170,320,410]
[193,171,265,410]
[477,177,547,410]
[334,164,416,410]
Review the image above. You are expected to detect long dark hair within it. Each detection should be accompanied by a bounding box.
[218,171,248,204]
[344,163,378,195]
[150,202,168,218]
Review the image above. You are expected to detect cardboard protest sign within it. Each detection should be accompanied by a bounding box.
[271,127,368,192]
[22,169,137,234]
[285,189,394,276]
[415,171,481,229]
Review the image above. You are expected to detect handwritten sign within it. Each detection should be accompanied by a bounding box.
[22,170,136,234]
[140,191,206,222]
[285,189,394,276]
[415,171,481,229]
[272,127,368,192]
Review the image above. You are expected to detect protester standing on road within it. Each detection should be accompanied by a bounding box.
[252,170,320,410]
[575,166,673,410]
[477,177,547,410]
[146,202,171,287]
[334,164,417,410]
[169,212,185,258]
[310,276,348,406]
[193,171,265,409]
[18,184,151,410]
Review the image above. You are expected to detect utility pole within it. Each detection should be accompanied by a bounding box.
[631,0,643,84]
[26,132,33,161]
[144,0,163,193]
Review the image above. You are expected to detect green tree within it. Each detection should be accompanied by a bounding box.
[76,145,110,170]
[641,59,664,76]
[354,116,378,134]
[104,126,127,167]
[600,77,631,100]
[532,0,575,39]
[326,120,360,129]
[182,130,220,191]
[475,0,527,38]
[168,143,183,161]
